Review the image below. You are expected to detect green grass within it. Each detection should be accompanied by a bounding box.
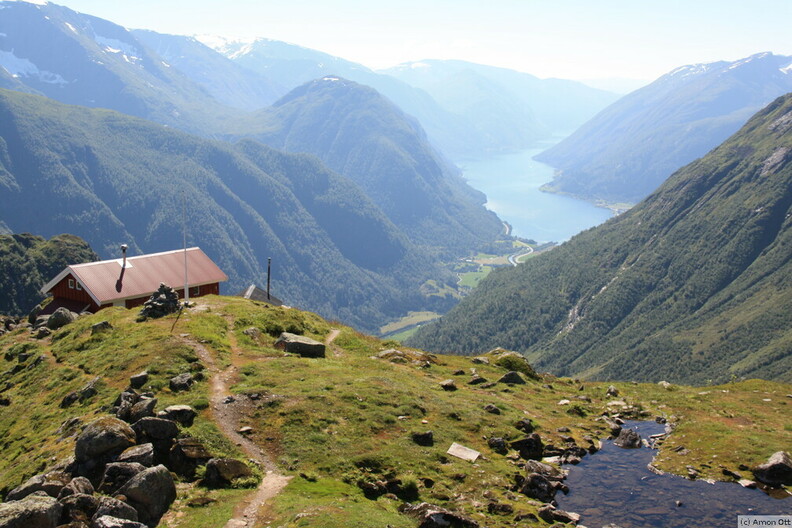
[379,311,440,336]
[458,266,492,288]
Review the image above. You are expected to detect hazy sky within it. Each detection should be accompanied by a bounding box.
[44,0,792,82]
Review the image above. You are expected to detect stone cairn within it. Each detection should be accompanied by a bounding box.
[138,283,181,319]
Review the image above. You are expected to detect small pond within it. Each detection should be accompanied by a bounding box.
[555,421,790,528]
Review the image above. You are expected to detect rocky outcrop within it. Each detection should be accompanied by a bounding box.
[0,491,63,528]
[274,332,326,358]
[115,465,176,527]
[752,451,792,486]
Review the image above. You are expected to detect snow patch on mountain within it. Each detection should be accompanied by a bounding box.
[94,34,141,63]
[0,49,68,84]
[64,21,77,33]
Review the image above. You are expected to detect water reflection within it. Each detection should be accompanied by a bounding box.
[555,421,789,528]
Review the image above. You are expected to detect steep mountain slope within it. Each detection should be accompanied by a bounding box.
[384,59,619,143]
[0,233,98,315]
[0,0,239,134]
[536,52,792,205]
[409,93,792,385]
[0,88,450,331]
[132,30,282,110]
[231,77,503,251]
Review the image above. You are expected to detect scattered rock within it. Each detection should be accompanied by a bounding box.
[753,451,792,486]
[98,462,147,495]
[242,327,262,340]
[514,418,534,434]
[92,515,147,528]
[90,321,113,335]
[471,357,489,365]
[6,471,71,501]
[0,491,63,528]
[46,307,77,330]
[613,428,642,449]
[58,493,99,524]
[274,332,326,358]
[35,327,52,339]
[168,373,194,392]
[439,379,457,391]
[658,380,672,389]
[116,465,176,527]
[376,349,435,365]
[537,504,580,524]
[520,473,556,502]
[128,398,158,423]
[203,459,253,488]
[411,431,434,447]
[57,477,94,500]
[128,372,148,390]
[91,497,139,524]
[487,502,514,515]
[75,418,137,463]
[487,437,508,454]
[468,375,488,385]
[117,444,155,467]
[510,433,544,460]
[523,460,566,481]
[156,405,196,427]
[483,404,501,415]
[399,502,479,528]
[497,371,525,385]
[738,479,758,489]
[168,438,211,479]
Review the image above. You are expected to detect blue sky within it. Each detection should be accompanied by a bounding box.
[45,0,792,83]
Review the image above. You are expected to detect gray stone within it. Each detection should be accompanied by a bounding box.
[90,321,113,335]
[274,332,325,358]
[514,418,534,434]
[204,458,253,488]
[0,491,62,528]
[98,462,147,495]
[58,493,99,524]
[131,417,179,442]
[92,515,147,528]
[520,473,556,502]
[138,284,181,319]
[483,403,501,415]
[537,504,580,524]
[497,371,525,384]
[91,497,139,524]
[46,307,77,330]
[411,431,434,446]
[128,372,148,390]
[116,465,176,527]
[57,477,94,499]
[35,327,52,339]
[92,497,139,524]
[439,379,457,391]
[6,471,72,501]
[167,438,211,479]
[398,502,479,528]
[117,444,155,467]
[156,405,196,427]
[74,418,137,463]
[753,451,792,486]
[168,373,194,392]
[242,327,261,340]
[487,437,508,454]
[128,398,157,423]
[606,385,620,397]
[614,428,642,449]
[510,433,544,460]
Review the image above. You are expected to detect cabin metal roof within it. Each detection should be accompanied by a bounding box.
[42,247,227,306]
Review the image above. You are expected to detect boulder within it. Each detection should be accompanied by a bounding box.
[74,418,136,463]
[203,458,253,488]
[167,438,211,478]
[483,404,501,415]
[606,385,620,397]
[514,418,534,434]
[398,502,479,528]
[411,431,434,447]
[131,417,179,442]
[57,477,94,500]
[115,465,176,527]
[91,497,139,524]
[242,327,262,340]
[520,473,556,502]
[510,433,544,460]
[753,451,792,486]
[156,405,197,427]
[90,321,113,335]
[98,462,146,495]
[128,372,148,390]
[497,371,525,385]
[468,375,488,385]
[614,428,642,449]
[537,504,580,524]
[274,332,325,358]
[168,373,194,392]
[114,390,141,421]
[128,398,157,423]
[46,308,76,330]
[487,437,508,455]
[58,493,99,524]
[524,460,566,481]
[0,492,62,528]
[439,379,457,391]
[117,444,155,467]
[92,515,147,528]
[6,471,72,501]
[35,327,51,339]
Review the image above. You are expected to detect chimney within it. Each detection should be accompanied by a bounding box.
[121,244,128,268]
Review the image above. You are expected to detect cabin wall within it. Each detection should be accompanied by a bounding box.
[50,274,98,311]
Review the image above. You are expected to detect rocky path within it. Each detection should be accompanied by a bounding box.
[183,319,291,528]
[325,328,342,357]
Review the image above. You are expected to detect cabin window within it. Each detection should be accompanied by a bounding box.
[76,282,82,291]
[68,279,75,289]
[191,286,200,297]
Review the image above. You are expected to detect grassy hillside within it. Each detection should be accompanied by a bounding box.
[409,93,792,385]
[0,297,789,527]
[0,233,98,315]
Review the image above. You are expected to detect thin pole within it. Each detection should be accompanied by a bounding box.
[267,257,271,300]
[182,189,189,303]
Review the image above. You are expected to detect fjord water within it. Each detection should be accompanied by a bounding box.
[461,145,613,242]
[556,421,789,528]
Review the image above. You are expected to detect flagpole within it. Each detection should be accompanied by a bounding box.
[182,189,189,303]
